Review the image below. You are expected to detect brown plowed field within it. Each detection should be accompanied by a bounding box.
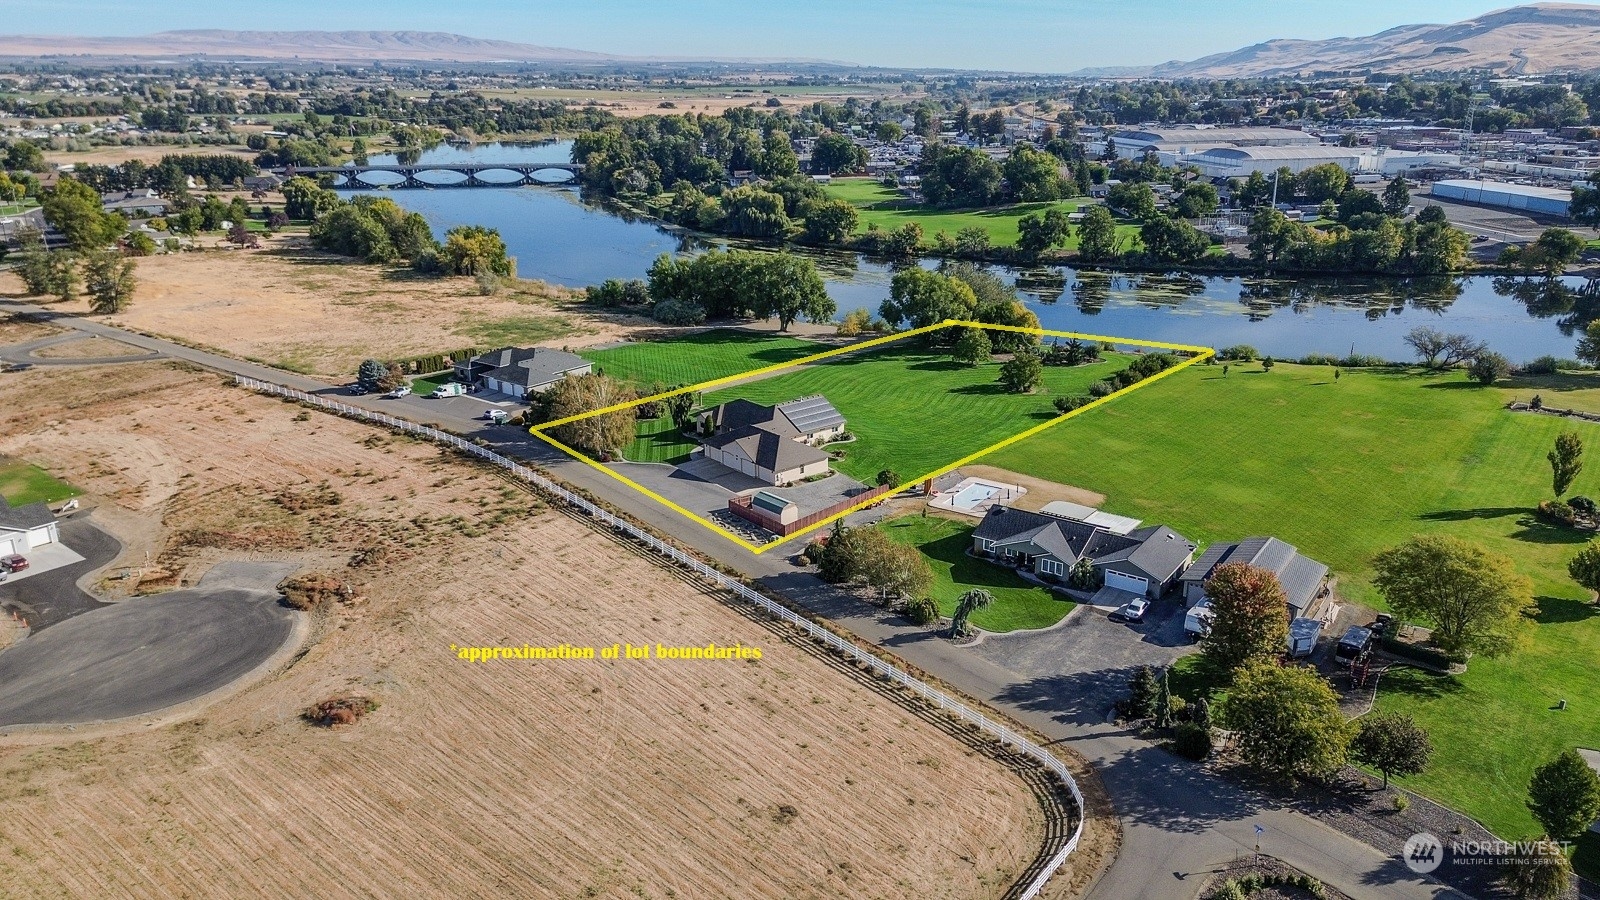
[0,362,1048,899]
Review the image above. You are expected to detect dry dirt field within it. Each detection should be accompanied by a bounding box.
[0,238,651,379]
[28,336,144,359]
[0,361,1054,899]
[41,144,257,168]
[0,313,62,346]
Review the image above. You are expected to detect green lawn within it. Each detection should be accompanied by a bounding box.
[0,460,78,507]
[580,329,825,391]
[624,415,697,464]
[702,345,1130,483]
[408,371,455,396]
[879,515,1074,632]
[982,361,1600,869]
[822,177,1144,250]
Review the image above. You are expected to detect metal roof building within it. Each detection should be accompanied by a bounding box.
[1430,179,1573,218]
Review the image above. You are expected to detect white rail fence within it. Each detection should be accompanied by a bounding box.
[235,376,1085,898]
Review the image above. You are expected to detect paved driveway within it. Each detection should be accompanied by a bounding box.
[972,598,1193,727]
[0,516,120,630]
[0,562,300,727]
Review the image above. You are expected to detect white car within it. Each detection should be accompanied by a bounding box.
[1110,598,1150,623]
[386,385,411,398]
[484,409,508,423]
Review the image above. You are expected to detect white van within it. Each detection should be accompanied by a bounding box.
[1183,600,1214,641]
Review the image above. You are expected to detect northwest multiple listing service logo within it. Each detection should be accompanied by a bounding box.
[1403,833,1444,874]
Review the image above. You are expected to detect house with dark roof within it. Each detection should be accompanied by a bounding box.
[1180,537,1330,617]
[452,347,591,399]
[700,395,845,486]
[100,189,169,217]
[971,505,1195,598]
[0,496,58,558]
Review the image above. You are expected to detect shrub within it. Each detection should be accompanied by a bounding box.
[651,298,706,325]
[1298,352,1340,366]
[1467,351,1511,386]
[901,597,940,626]
[1054,395,1088,414]
[1393,793,1410,811]
[1539,499,1578,527]
[1088,379,1117,398]
[278,572,352,610]
[1339,353,1389,368]
[1173,722,1213,760]
[1218,344,1258,361]
[303,695,377,727]
[1209,880,1247,900]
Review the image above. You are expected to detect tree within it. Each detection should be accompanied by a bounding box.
[1467,351,1510,386]
[1125,665,1159,719]
[998,350,1044,393]
[748,254,835,331]
[1402,326,1484,369]
[876,469,900,488]
[1500,838,1573,900]
[879,268,977,330]
[82,249,136,314]
[1299,163,1351,203]
[1349,713,1433,789]
[1578,320,1600,369]
[1568,542,1600,602]
[951,327,992,367]
[875,121,904,143]
[810,133,867,175]
[1382,176,1412,216]
[279,176,339,221]
[799,197,858,244]
[1526,749,1600,841]
[950,588,994,637]
[4,139,46,172]
[546,373,638,458]
[1016,207,1071,256]
[666,389,701,430]
[1174,181,1219,219]
[1571,171,1600,232]
[1550,431,1584,498]
[1106,181,1157,219]
[41,179,123,251]
[1141,216,1212,264]
[1223,661,1353,781]
[1153,667,1175,729]
[1200,562,1289,675]
[357,358,388,390]
[1077,205,1118,263]
[721,186,791,238]
[439,225,514,277]
[1371,535,1533,660]
[857,534,933,602]
[1002,145,1064,202]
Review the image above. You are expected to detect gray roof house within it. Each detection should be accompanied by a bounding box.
[972,505,1195,598]
[700,396,845,486]
[101,189,169,216]
[1180,536,1330,616]
[0,496,58,558]
[452,347,591,398]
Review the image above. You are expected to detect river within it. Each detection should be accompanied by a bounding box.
[343,142,1596,362]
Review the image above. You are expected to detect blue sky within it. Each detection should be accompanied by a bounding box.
[9,0,1598,72]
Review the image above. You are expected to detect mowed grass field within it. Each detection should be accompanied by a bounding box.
[880,515,1074,631]
[702,344,1131,483]
[985,360,1600,865]
[580,329,825,390]
[0,459,79,506]
[822,178,1143,250]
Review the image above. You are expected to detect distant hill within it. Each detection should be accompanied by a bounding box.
[0,29,816,65]
[1079,3,1600,77]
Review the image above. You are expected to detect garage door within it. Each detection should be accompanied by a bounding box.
[1105,570,1149,596]
[0,537,14,559]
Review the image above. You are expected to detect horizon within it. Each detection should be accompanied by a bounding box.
[7,0,1600,73]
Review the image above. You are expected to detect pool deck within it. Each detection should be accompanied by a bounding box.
[925,475,1026,518]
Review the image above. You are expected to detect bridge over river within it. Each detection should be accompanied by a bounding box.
[284,161,582,189]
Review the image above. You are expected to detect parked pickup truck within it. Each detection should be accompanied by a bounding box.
[429,383,468,398]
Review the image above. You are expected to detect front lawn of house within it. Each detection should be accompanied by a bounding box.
[624,416,698,464]
[985,360,1600,874]
[878,514,1074,632]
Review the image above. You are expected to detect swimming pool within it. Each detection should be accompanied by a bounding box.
[949,483,1001,511]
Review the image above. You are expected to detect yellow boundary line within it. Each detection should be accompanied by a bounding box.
[531,320,1213,554]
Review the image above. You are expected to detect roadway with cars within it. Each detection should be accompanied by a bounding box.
[0,298,1473,899]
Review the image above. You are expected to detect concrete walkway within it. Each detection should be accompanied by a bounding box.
[0,299,1474,900]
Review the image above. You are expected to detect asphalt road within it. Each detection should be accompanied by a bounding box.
[0,299,1474,899]
[0,579,295,726]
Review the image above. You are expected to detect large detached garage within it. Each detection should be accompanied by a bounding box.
[0,497,58,558]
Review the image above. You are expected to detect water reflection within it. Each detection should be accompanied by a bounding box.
[1495,276,1600,335]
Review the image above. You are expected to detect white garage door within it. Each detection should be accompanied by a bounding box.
[1105,570,1149,596]
[0,536,15,558]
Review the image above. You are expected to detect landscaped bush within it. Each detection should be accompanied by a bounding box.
[1523,355,1587,375]
[1338,353,1390,368]
[1209,879,1247,900]
[1172,723,1213,760]
[652,298,706,326]
[1378,636,1456,670]
[1053,395,1090,414]
[1218,344,1258,361]
[1298,353,1340,366]
[1088,379,1117,398]
[901,596,940,626]
[303,695,378,727]
[1538,499,1578,527]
